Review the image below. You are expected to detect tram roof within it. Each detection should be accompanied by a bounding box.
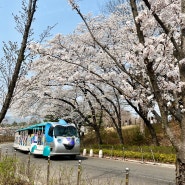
[16,122,47,132]
[15,119,73,132]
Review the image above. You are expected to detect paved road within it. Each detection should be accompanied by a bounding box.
[0,143,176,185]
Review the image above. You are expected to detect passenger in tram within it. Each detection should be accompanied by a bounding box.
[37,131,42,145]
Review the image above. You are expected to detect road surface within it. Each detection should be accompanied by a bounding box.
[0,143,176,185]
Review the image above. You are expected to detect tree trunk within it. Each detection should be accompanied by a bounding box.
[176,1,185,184]
[145,120,160,146]
[126,100,160,146]
[115,127,124,145]
[94,126,103,145]
[176,154,185,184]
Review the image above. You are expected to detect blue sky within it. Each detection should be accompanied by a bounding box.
[0,0,107,45]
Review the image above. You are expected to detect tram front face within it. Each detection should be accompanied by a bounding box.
[52,125,80,155]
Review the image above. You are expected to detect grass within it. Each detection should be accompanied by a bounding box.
[0,150,175,185]
[0,155,32,185]
[0,152,127,185]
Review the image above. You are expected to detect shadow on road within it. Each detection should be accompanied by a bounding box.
[50,155,87,161]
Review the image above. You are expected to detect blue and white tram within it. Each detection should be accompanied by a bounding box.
[13,119,80,158]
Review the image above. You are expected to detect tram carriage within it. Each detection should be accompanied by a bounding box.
[13,119,80,158]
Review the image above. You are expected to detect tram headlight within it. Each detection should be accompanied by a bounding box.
[76,138,80,144]
[57,138,62,143]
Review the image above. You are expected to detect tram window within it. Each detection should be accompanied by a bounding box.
[54,126,64,136]
[54,125,78,137]
[66,126,77,136]
[48,127,54,137]
[28,130,33,135]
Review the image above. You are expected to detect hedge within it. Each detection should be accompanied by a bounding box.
[81,148,176,164]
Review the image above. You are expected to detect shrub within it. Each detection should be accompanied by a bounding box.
[0,156,32,185]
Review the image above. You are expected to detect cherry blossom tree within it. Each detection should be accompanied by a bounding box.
[11,11,157,146]
[12,54,128,144]
[102,0,161,145]
[67,0,160,146]
[129,1,185,183]
[67,0,185,183]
